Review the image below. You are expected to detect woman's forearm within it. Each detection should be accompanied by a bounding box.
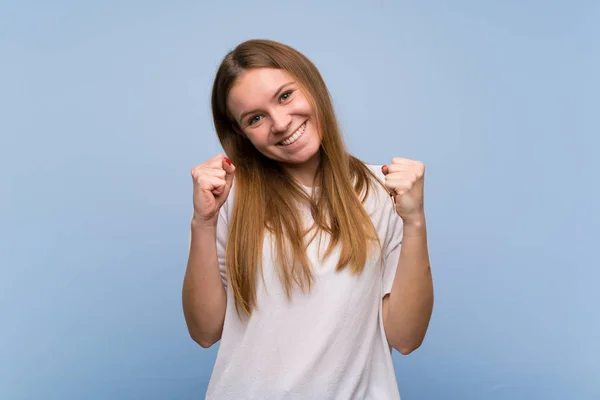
[384,216,434,354]
[182,218,227,348]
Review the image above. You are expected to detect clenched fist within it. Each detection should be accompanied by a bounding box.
[191,154,235,224]
[382,157,425,225]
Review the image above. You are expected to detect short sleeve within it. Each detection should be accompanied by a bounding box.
[215,204,229,290]
[367,163,404,297]
[215,182,234,290]
[382,199,404,297]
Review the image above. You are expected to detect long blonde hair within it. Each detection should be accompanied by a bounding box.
[211,39,385,316]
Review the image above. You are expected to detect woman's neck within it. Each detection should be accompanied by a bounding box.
[281,151,321,188]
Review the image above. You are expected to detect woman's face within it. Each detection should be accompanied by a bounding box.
[227,68,322,169]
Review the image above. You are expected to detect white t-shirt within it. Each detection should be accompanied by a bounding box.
[205,164,404,399]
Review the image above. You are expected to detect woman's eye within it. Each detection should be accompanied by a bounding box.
[280,91,293,102]
[248,115,262,126]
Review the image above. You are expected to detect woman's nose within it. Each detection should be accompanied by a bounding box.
[271,110,292,134]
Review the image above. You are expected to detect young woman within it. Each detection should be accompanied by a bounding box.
[182,39,434,399]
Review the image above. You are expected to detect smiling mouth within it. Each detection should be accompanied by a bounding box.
[278,122,306,146]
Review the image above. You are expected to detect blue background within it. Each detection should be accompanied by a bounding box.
[2,1,598,399]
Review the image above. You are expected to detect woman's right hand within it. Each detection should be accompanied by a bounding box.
[190,154,235,225]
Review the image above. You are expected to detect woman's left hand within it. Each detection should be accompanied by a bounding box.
[382,157,426,225]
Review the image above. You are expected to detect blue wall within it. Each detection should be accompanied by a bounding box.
[1,1,598,398]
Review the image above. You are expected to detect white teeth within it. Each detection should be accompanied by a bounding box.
[279,123,306,146]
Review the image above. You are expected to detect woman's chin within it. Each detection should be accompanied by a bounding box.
[277,146,320,166]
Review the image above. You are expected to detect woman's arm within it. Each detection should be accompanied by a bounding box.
[381,158,434,354]
[182,218,227,348]
[382,216,434,354]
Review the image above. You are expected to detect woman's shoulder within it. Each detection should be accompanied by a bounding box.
[357,162,386,190]
[365,163,385,181]
[356,162,393,210]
